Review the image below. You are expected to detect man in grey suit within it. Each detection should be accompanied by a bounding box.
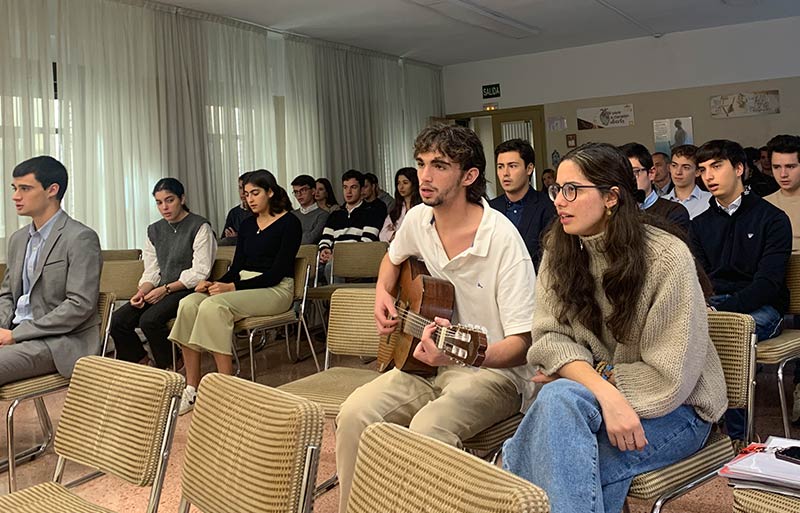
[0,156,102,386]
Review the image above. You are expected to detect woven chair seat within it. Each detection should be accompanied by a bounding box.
[463,413,524,454]
[278,367,381,417]
[628,431,733,499]
[234,310,297,331]
[756,329,800,363]
[0,481,114,512]
[0,373,69,401]
[733,488,800,513]
[307,283,376,301]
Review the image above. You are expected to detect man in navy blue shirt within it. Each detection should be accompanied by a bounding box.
[690,139,792,441]
[489,139,555,271]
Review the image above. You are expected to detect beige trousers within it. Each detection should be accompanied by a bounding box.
[168,278,293,354]
[335,366,521,513]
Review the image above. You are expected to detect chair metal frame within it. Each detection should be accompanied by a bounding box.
[1,291,116,492]
[755,253,800,437]
[237,258,320,380]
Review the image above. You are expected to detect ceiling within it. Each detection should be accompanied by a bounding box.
[162,0,800,65]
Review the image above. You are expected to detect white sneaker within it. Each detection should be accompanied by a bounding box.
[179,386,197,416]
[792,383,800,423]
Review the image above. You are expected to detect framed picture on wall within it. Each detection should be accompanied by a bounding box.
[566,134,577,148]
[653,117,693,154]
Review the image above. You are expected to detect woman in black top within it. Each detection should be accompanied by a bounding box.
[169,170,301,414]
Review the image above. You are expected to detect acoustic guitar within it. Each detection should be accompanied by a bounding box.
[376,257,488,376]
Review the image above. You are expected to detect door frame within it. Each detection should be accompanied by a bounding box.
[446,105,548,189]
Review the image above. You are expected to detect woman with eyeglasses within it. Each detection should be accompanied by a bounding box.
[502,143,727,513]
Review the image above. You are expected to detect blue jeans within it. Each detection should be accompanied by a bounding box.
[503,380,711,513]
[709,294,783,439]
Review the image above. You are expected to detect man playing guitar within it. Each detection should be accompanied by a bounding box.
[336,124,537,513]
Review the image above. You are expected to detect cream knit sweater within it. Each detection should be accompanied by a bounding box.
[529,225,728,423]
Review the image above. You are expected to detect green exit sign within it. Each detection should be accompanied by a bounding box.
[482,83,501,99]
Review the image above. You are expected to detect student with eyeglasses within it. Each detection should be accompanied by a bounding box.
[290,174,329,245]
[505,142,726,513]
[619,142,690,233]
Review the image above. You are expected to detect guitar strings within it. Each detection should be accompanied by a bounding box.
[393,307,461,336]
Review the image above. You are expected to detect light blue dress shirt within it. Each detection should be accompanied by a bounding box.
[12,210,64,324]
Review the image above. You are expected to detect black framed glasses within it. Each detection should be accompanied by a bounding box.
[292,187,311,196]
[631,167,649,176]
[548,183,610,202]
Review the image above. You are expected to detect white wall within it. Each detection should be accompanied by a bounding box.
[444,16,800,114]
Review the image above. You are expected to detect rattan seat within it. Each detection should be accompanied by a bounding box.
[463,413,525,455]
[279,367,381,417]
[0,374,70,400]
[0,481,115,512]
[756,329,800,363]
[308,241,386,304]
[177,374,324,513]
[101,249,142,261]
[306,282,376,301]
[347,423,550,513]
[732,489,800,513]
[235,310,297,330]
[628,431,733,499]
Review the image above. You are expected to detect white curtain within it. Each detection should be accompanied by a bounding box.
[1,0,443,251]
[285,37,444,192]
[0,0,58,254]
[56,0,165,249]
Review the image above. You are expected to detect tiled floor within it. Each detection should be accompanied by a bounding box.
[1,331,798,513]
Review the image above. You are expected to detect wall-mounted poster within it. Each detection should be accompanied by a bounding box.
[653,117,693,154]
[710,90,780,119]
[577,104,634,130]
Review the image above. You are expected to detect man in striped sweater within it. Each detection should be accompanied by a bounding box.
[318,169,384,283]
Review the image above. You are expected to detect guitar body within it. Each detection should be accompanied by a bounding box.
[377,258,455,376]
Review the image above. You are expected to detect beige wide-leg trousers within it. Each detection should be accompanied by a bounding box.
[168,277,293,354]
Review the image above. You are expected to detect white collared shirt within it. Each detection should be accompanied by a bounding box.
[299,203,319,215]
[716,194,744,216]
[140,223,216,289]
[387,199,539,412]
[665,185,712,219]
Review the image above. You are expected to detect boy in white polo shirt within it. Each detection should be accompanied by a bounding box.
[335,124,537,513]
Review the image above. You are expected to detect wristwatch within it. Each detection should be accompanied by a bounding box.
[164,284,171,294]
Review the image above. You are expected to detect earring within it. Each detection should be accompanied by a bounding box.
[606,207,613,217]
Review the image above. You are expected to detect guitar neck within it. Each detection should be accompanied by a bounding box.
[398,308,442,340]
